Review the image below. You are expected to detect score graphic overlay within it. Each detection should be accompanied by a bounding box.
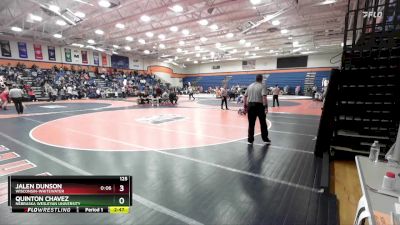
[8,176,132,213]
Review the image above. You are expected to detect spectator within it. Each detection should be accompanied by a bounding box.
[295,86,301,95]
[28,88,37,102]
[188,86,195,101]
[312,85,317,99]
[121,86,126,98]
[169,90,178,104]
[67,85,73,99]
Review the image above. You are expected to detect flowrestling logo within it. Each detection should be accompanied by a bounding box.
[363,11,383,18]
[136,114,185,124]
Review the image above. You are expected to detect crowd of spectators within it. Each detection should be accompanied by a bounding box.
[0,63,178,104]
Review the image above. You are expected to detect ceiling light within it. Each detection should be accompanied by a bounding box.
[239,39,246,44]
[210,51,215,56]
[245,51,249,56]
[158,34,166,40]
[11,26,22,32]
[112,51,118,55]
[215,42,221,48]
[74,11,85,18]
[56,20,66,26]
[124,46,131,51]
[275,52,279,55]
[250,0,262,5]
[96,47,105,52]
[226,33,234,38]
[29,14,42,22]
[288,36,293,40]
[186,58,190,61]
[170,26,178,32]
[98,0,111,8]
[95,29,104,35]
[292,48,302,53]
[138,39,146,44]
[232,49,237,53]
[301,51,317,54]
[266,15,274,20]
[115,23,125,29]
[198,19,209,26]
[269,49,274,53]
[72,43,84,48]
[140,15,151,22]
[194,60,198,64]
[87,39,95,44]
[272,20,280,26]
[49,5,60,12]
[112,45,119,48]
[182,29,189,36]
[209,24,218,30]
[171,4,183,13]
[245,42,251,47]
[125,36,133,41]
[293,41,299,46]
[177,48,183,53]
[195,46,201,51]
[53,33,62,38]
[144,50,150,54]
[153,46,157,49]
[319,0,337,5]
[254,46,260,50]
[145,32,154,38]
[281,29,288,34]
[202,56,206,60]
[196,53,200,57]
[159,43,166,49]
[341,42,344,47]
[179,40,185,46]
[253,53,256,56]
[174,56,178,60]
[200,37,208,42]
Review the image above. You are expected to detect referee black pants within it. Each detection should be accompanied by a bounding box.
[273,95,279,107]
[247,102,268,143]
[11,97,23,114]
[221,96,228,109]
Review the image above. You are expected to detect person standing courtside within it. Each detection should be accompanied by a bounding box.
[244,75,271,144]
[9,85,24,114]
[220,87,229,110]
[272,84,280,107]
[188,86,195,101]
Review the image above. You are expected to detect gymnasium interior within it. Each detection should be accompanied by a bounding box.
[0,0,399,224]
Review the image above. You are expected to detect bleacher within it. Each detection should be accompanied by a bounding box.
[183,70,331,94]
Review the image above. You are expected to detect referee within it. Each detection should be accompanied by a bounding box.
[244,75,271,144]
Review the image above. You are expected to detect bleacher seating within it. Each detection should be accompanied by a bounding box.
[183,71,331,94]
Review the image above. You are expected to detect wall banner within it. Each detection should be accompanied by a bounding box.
[18,42,28,58]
